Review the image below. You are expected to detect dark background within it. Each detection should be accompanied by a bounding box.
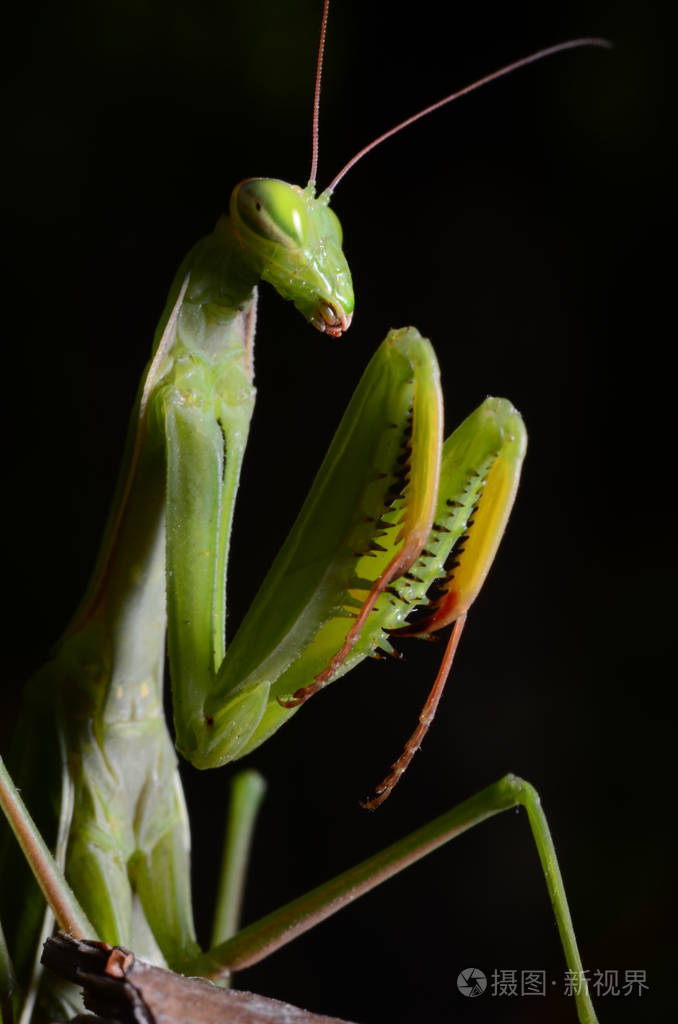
[2,1,671,1022]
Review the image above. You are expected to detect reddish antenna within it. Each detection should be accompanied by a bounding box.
[324,37,611,195]
[309,0,331,188]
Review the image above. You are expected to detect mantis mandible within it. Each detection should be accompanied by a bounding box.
[0,3,610,1022]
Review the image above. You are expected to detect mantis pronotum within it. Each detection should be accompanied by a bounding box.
[1,3,610,1022]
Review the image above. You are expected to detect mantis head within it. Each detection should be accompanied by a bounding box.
[227,29,608,343]
[230,178,354,337]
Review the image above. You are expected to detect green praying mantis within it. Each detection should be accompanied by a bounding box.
[0,2,611,1022]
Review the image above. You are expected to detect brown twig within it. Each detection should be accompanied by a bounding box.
[42,934,359,1024]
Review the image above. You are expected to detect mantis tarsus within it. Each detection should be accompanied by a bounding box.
[0,2,611,1022]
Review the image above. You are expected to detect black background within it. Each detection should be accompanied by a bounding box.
[1,2,672,1022]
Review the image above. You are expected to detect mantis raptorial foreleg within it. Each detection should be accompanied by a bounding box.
[0,3,609,1022]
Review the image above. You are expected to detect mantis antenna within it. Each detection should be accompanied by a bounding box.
[315,31,610,196]
[308,0,331,187]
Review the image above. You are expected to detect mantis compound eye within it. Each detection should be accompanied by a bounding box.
[234,178,308,249]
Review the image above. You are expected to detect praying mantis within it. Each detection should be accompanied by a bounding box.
[0,2,612,1022]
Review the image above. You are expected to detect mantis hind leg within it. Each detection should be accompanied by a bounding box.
[188,774,599,1024]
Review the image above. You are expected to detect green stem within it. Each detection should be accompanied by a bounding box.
[210,770,266,950]
[189,774,598,1024]
[0,756,94,941]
